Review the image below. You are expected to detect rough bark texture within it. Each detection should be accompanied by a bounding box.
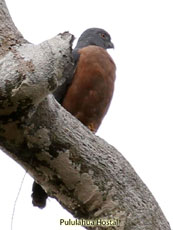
[0,0,171,229]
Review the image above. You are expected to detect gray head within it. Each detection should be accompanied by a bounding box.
[75,28,114,50]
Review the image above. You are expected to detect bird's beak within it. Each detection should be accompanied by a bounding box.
[108,41,114,49]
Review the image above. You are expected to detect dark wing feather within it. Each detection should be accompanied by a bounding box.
[53,49,79,104]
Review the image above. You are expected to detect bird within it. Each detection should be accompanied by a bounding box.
[31,28,116,208]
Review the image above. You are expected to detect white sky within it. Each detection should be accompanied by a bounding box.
[0,0,173,229]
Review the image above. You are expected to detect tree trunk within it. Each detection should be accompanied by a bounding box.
[0,0,171,229]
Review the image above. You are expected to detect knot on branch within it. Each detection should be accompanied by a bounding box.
[0,32,74,119]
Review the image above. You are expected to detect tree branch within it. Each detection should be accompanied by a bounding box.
[0,0,27,57]
[0,0,171,229]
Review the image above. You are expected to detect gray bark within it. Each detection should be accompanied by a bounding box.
[0,0,171,229]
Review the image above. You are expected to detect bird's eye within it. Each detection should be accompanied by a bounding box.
[100,33,106,39]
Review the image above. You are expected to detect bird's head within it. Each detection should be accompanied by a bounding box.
[75,28,114,50]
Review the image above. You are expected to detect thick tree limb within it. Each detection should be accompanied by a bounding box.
[0,0,171,229]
